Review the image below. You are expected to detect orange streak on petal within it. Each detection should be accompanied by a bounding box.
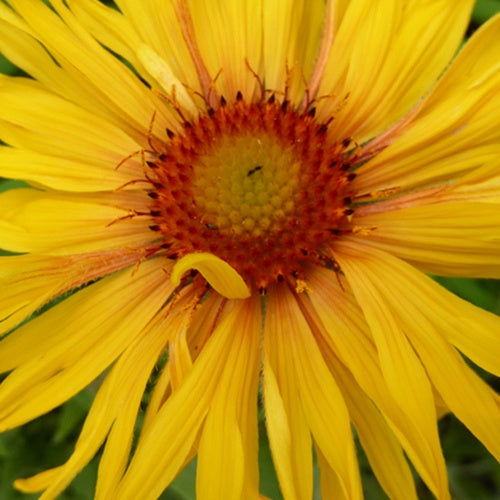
[175,0,219,108]
[352,99,423,169]
[299,0,336,112]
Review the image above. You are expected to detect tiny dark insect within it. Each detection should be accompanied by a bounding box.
[247,165,263,176]
[205,223,219,230]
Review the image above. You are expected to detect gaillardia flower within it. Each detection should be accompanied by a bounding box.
[0,0,499,498]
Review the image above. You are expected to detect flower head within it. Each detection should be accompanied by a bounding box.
[0,1,499,499]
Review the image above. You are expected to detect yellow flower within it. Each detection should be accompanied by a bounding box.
[0,1,499,499]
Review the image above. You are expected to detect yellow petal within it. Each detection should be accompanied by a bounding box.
[335,244,463,498]
[262,0,325,102]
[197,296,261,500]
[263,347,312,500]
[136,43,197,113]
[356,14,500,193]
[66,0,145,77]
[6,0,169,136]
[14,467,63,495]
[0,259,171,431]
[171,253,250,299]
[0,188,153,255]
[115,299,254,499]
[0,6,171,139]
[0,146,135,192]
[0,254,69,336]
[294,288,416,500]
[180,0,264,100]
[316,447,345,500]
[198,412,244,500]
[335,246,449,499]
[140,361,172,434]
[328,356,417,500]
[307,265,449,498]
[0,249,143,336]
[141,293,225,435]
[230,296,262,498]
[95,311,176,499]
[168,321,194,393]
[264,285,314,500]
[318,0,402,138]
[265,286,362,500]
[16,306,168,499]
[15,377,115,496]
[318,0,473,142]
[112,0,199,94]
[0,7,62,87]
[0,75,143,168]
[447,158,500,203]
[355,201,500,278]
[185,292,227,363]
[337,244,500,460]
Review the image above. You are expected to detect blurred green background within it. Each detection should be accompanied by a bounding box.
[0,1,499,498]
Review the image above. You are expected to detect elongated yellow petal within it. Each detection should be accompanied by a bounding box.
[0,146,134,192]
[197,295,261,500]
[356,202,500,278]
[306,266,449,498]
[95,311,176,499]
[231,296,262,499]
[295,292,417,500]
[325,353,417,500]
[263,0,325,101]
[136,44,197,114]
[113,0,199,93]
[337,244,500,460]
[198,412,244,500]
[318,0,402,137]
[264,286,313,500]
[447,158,500,203]
[318,0,473,142]
[0,14,61,90]
[140,293,224,436]
[316,447,345,500]
[346,382,417,499]
[335,247,449,499]
[66,0,145,77]
[16,304,169,500]
[0,249,144,336]
[0,259,171,431]
[266,286,362,500]
[0,188,153,255]
[115,299,254,499]
[14,467,62,495]
[171,253,250,299]
[140,361,171,433]
[263,350,312,500]
[0,254,69,336]
[0,75,143,167]
[168,324,194,393]
[7,0,170,136]
[0,6,172,139]
[184,292,226,363]
[184,0,263,100]
[356,14,500,193]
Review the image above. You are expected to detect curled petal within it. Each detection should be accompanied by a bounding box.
[171,252,251,299]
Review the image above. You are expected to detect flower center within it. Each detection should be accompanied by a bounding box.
[193,132,300,237]
[147,97,356,292]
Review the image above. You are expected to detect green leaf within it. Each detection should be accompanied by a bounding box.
[472,0,500,24]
